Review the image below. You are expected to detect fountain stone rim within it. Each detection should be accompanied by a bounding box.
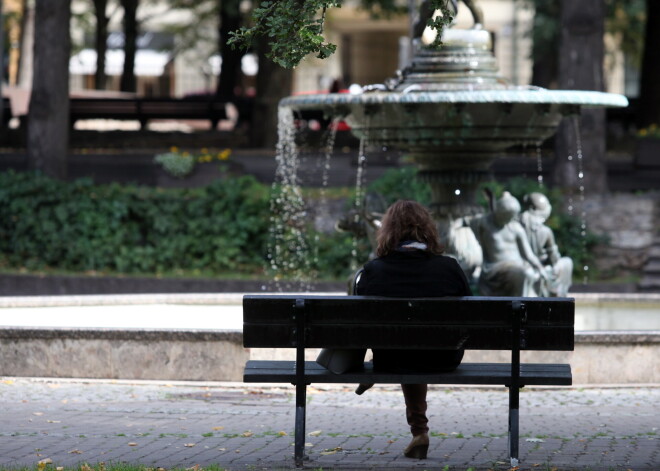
[280,89,629,110]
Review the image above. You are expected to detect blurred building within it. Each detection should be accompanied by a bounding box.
[3,0,635,98]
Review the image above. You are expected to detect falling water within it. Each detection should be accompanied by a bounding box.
[571,116,589,285]
[312,117,340,270]
[535,143,544,188]
[351,118,370,271]
[268,106,313,291]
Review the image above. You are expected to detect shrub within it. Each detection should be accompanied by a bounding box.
[366,165,432,206]
[0,171,270,275]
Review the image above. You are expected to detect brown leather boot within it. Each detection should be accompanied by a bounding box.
[403,433,429,459]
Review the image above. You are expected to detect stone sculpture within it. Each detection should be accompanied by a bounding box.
[520,192,574,297]
[467,192,547,296]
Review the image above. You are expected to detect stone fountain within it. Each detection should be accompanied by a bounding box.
[277,0,628,291]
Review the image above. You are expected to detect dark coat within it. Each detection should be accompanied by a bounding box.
[355,249,473,372]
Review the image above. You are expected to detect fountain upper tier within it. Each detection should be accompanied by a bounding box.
[281,27,628,151]
[281,88,628,151]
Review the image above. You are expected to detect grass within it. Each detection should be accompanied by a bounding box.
[0,466,228,471]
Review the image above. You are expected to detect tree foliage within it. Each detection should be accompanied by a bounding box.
[228,0,456,68]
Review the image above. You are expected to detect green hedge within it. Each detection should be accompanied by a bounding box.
[0,171,271,275]
[0,169,602,281]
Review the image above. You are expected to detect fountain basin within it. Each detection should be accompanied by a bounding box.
[282,90,628,151]
[0,293,657,384]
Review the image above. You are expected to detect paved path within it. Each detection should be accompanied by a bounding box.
[0,378,658,470]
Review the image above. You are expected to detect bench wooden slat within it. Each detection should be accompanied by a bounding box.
[243,360,572,386]
[244,324,574,350]
[243,295,575,351]
[69,97,227,128]
[243,295,574,326]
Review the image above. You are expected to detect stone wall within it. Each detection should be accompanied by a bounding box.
[0,329,248,382]
[584,193,659,277]
[3,328,658,384]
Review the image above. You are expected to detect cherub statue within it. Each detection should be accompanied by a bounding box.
[467,192,547,296]
[520,193,573,297]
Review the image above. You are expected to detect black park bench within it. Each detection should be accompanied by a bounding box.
[69,97,227,130]
[242,295,575,467]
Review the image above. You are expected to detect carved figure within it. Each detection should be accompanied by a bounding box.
[336,192,386,260]
[520,193,573,297]
[468,192,547,296]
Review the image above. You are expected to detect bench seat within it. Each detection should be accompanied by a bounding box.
[244,360,572,386]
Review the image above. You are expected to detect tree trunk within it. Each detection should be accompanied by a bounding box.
[94,0,109,90]
[120,0,138,93]
[529,1,559,89]
[531,53,557,89]
[216,0,243,101]
[0,0,4,133]
[250,37,293,148]
[27,0,70,180]
[637,0,660,128]
[553,0,607,194]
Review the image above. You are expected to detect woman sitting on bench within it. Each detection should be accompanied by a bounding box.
[355,200,473,459]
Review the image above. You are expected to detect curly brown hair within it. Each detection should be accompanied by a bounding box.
[375,200,444,257]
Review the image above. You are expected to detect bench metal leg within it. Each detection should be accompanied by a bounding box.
[293,298,308,467]
[508,300,524,467]
[508,385,520,468]
[294,381,307,466]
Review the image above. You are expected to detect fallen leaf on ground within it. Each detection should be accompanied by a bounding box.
[37,459,52,471]
[2,380,14,385]
[320,447,342,456]
[241,431,253,437]
[33,412,44,416]
[277,431,288,436]
[127,442,138,446]
[525,438,545,443]
[47,420,61,424]
[212,426,224,431]
[184,443,196,447]
[305,443,313,447]
[68,449,83,454]
[308,430,322,437]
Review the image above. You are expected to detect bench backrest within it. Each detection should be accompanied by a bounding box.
[69,98,227,120]
[243,295,574,351]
